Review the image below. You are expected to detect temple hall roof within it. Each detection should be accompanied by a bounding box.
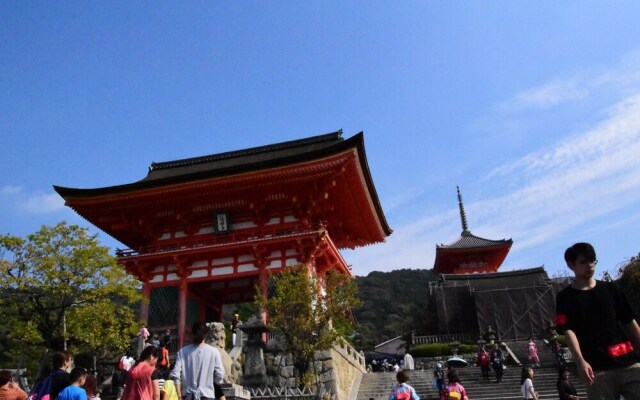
[439,266,551,290]
[143,131,344,182]
[55,130,349,196]
[53,130,392,248]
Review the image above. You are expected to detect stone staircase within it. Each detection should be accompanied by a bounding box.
[355,365,586,400]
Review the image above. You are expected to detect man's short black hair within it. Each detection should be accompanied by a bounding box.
[0,370,12,386]
[564,242,596,264]
[191,321,207,344]
[70,367,87,383]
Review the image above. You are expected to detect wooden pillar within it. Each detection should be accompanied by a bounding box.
[216,304,223,322]
[259,267,268,324]
[199,299,207,322]
[140,282,151,323]
[178,278,188,348]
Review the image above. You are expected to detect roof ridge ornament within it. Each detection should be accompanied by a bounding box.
[457,186,470,235]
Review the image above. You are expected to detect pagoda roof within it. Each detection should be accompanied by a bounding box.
[437,231,513,250]
[432,187,512,274]
[437,186,512,250]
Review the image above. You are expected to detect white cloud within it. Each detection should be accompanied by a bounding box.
[1,185,22,195]
[21,192,66,214]
[346,56,640,277]
[511,78,589,110]
[503,51,640,112]
[0,186,65,214]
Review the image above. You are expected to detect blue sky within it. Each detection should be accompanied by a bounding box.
[2,2,640,278]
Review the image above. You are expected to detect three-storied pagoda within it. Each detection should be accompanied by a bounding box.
[54,131,391,346]
[430,188,556,340]
[433,187,512,274]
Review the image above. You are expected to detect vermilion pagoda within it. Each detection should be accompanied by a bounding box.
[433,187,512,274]
[54,131,391,346]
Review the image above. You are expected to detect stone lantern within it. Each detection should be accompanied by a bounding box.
[239,316,269,387]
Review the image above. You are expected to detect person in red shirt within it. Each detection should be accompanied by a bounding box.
[122,347,160,400]
[0,370,27,400]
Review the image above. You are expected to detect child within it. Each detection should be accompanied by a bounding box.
[556,243,640,398]
[387,371,419,400]
[520,367,538,400]
[82,374,100,400]
[441,370,468,400]
[57,368,88,400]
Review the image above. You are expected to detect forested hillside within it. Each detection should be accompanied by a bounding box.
[353,268,438,350]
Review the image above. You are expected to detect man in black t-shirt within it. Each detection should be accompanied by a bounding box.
[556,242,640,399]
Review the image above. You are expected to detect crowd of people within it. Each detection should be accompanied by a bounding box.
[4,242,639,400]
[5,320,227,400]
[379,362,582,400]
[370,357,403,373]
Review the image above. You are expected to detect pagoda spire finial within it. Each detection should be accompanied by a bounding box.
[457,186,470,234]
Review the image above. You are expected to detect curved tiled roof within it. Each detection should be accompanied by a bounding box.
[143,131,344,182]
[439,266,550,290]
[53,130,393,243]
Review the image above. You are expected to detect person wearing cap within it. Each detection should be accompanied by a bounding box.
[230,314,242,347]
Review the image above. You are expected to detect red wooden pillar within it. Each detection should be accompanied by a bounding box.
[140,282,151,323]
[259,267,268,324]
[178,278,188,348]
[216,304,223,322]
[199,299,207,322]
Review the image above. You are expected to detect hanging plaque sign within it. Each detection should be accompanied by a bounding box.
[214,212,230,234]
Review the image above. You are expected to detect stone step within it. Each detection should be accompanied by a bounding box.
[356,366,586,400]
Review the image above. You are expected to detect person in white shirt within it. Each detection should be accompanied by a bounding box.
[170,321,225,400]
[520,367,538,400]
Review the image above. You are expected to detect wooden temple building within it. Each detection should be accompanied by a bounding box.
[54,131,391,347]
[430,188,556,340]
[433,187,512,274]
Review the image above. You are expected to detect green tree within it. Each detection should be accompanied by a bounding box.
[0,222,143,373]
[617,255,640,319]
[255,266,361,386]
[353,269,437,349]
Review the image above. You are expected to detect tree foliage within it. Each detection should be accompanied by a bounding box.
[617,255,640,319]
[0,222,143,372]
[353,269,437,350]
[255,266,361,384]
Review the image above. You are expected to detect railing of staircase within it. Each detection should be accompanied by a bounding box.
[412,333,477,344]
[249,386,336,400]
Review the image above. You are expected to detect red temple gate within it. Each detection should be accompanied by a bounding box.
[55,131,391,346]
